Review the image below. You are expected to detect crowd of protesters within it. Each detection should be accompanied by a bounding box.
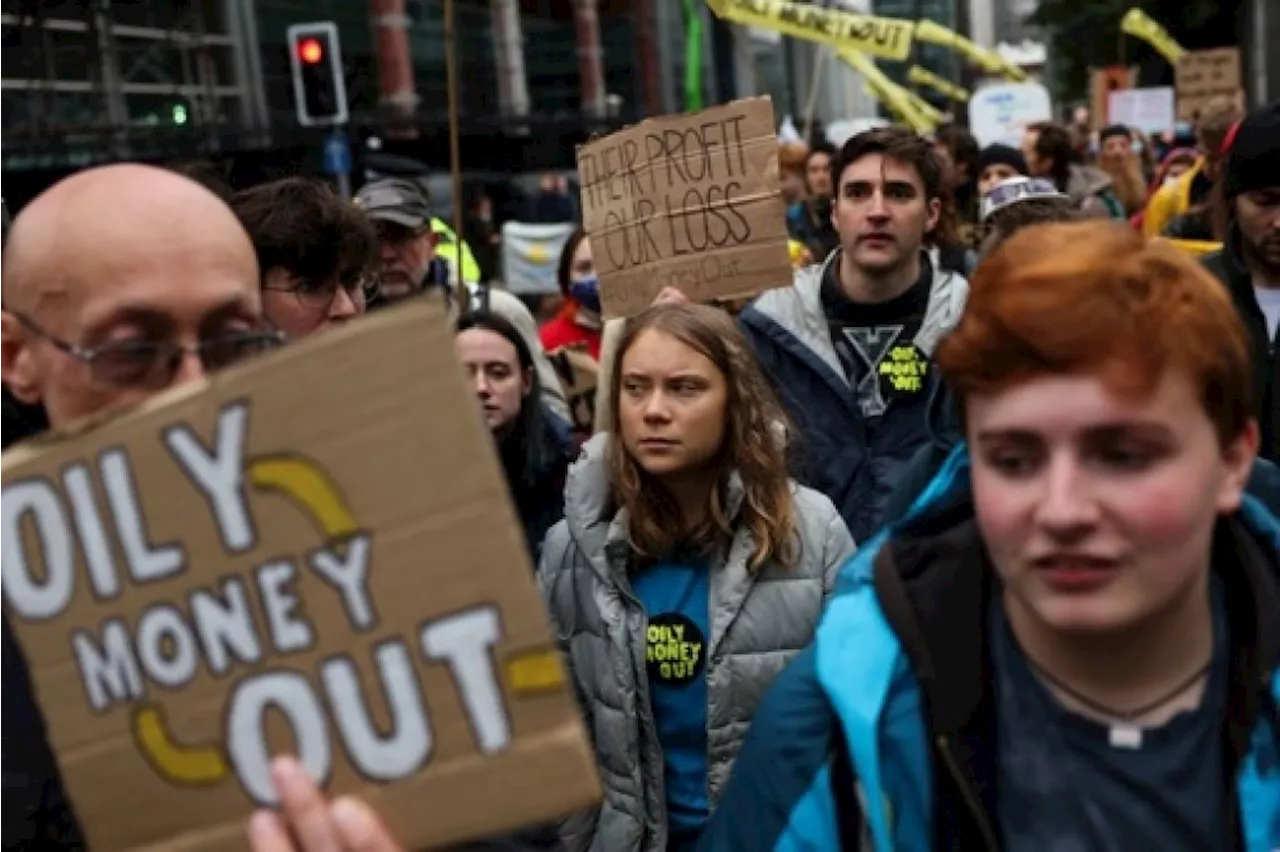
[2,97,1278,852]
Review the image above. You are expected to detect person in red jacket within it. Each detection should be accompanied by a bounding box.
[539,228,603,360]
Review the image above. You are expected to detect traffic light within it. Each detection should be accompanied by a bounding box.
[287,22,348,127]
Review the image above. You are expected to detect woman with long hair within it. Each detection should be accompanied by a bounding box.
[539,303,855,852]
[457,310,574,561]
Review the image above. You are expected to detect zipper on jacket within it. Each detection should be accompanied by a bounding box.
[935,735,999,852]
[619,581,668,850]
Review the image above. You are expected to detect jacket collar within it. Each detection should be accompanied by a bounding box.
[1218,225,1258,292]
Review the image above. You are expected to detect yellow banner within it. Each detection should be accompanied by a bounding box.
[914,19,1027,82]
[907,65,970,102]
[862,84,935,133]
[1120,8,1185,64]
[840,49,937,133]
[707,0,915,61]
[707,0,1026,88]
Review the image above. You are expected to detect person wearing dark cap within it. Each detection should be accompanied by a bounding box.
[354,177,476,301]
[354,177,570,422]
[1203,101,1280,463]
[974,144,1028,198]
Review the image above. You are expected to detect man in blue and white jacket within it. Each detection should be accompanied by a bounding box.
[740,127,968,542]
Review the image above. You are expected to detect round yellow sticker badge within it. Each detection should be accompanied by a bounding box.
[645,613,707,685]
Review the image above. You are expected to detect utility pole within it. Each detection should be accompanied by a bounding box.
[634,0,664,115]
[89,0,129,158]
[491,0,531,118]
[573,0,606,118]
[370,0,420,138]
[1249,0,1275,105]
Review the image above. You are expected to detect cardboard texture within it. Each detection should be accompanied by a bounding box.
[0,300,600,851]
[577,96,793,318]
[1175,47,1243,122]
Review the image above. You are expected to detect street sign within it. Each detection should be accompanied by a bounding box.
[324,129,353,198]
[324,130,351,176]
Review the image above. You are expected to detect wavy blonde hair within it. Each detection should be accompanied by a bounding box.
[608,303,797,572]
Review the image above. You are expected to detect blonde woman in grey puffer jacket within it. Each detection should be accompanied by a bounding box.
[537,304,855,852]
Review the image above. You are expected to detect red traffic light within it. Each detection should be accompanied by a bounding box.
[298,37,324,65]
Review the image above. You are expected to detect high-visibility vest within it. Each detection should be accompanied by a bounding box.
[430,217,483,284]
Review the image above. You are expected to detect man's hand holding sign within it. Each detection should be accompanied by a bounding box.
[248,757,402,852]
[0,301,600,851]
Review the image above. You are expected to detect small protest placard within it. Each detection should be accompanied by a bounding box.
[1107,86,1176,136]
[1174,47,1243,122]
[0,301,600,851]
[577,96,793,318]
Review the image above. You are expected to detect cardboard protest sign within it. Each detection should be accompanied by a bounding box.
[0,301,600,851]
[1174,47,1243,122]
[577,96,793,318]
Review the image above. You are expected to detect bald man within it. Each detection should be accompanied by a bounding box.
[2,164,281,848]
[2,163,280,429]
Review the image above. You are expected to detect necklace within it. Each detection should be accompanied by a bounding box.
[1024,655,1212,750]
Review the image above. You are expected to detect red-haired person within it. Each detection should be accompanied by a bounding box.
[700,220,1280,851]
[541,228,603,361]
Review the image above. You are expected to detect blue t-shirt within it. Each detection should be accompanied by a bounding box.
[993,576,1229,851]
[631,558,711,851]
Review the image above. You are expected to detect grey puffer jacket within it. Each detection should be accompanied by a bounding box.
[537,434,856,852]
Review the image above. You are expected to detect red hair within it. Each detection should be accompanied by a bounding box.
[937,221,1253,445]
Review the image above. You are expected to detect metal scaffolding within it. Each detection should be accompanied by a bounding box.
[1,0,269,166]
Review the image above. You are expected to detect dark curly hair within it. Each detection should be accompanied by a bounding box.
[230,177,378,288]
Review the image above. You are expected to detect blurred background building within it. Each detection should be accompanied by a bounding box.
[2,0,1274,205]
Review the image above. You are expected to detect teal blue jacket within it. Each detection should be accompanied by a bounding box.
[700,446,1280,851]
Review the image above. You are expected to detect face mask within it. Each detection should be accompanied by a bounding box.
[570,277,601,312]
[1131,139,1144,156]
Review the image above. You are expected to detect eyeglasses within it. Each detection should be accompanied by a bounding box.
[13,312,285,389]
[980,178,1069,223]
[263,274,380,311]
